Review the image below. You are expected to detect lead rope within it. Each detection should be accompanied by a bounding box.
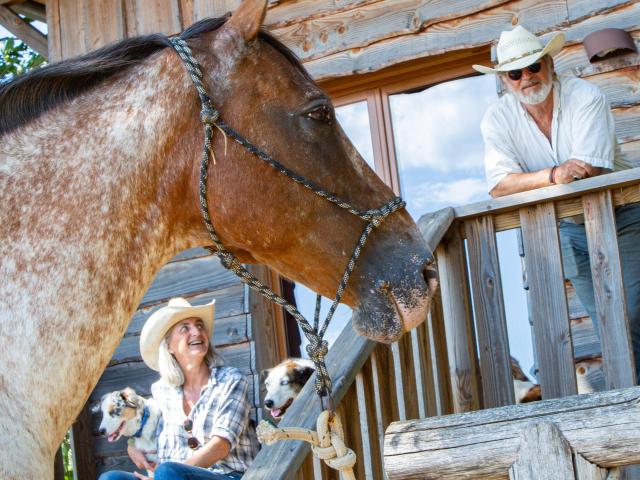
[169,36,404,476]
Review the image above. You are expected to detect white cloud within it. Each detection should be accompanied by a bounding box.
[407,177,489,212]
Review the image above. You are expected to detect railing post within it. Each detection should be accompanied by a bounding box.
[583,191,636,389]
[520,202,577,398]
[465,216,514,407]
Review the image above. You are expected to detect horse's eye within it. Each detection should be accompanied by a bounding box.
[306,105,334,124]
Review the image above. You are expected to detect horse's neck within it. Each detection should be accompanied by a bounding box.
[0,51,203,456]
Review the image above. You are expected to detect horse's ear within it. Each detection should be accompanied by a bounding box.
[226,0,268,42]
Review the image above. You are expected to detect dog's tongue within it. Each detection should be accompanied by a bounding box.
[107,431,119,443]
[270,408,282,418]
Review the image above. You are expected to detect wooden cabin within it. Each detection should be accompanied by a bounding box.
[2,0,639,478]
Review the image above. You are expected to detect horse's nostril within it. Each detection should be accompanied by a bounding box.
[422,261,438,288]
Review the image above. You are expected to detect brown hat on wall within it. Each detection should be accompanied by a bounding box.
[583,28,637,62]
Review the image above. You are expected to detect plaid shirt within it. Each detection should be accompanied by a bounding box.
[152,366,259,473]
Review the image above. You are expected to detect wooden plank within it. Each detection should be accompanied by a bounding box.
[391,341,407,421]
[45,0,62,61]
[586,68,640,109]
[417,207,455,251]
[455,168,640,222]
[111,313,249,366]
[58,0,85,58]
[0,5,47,57]
[410,327,426,419]
[384,386,640,480]
[566,0,631,22]
[621,140,640,167]
[243,321,376,480]
[435,228,480,413]
[124,0,182,36]
[9,1,47,22]
[508,422,575,480]
[139,255,239,308]
[414,321,440,418]
[125,285,246,337]
[582,191,636,389]
[83,0,125,51]
[429,288,454,415]
[519,203,577,399]
[169,246,211,262]
[571,316,602,361]
[561,3,640,46]
[303,0,568,80]
[574,454,608,480]
[272,0,510,62]
[465,216,514,407]
[370,346,397,463]
[613,105,640,143]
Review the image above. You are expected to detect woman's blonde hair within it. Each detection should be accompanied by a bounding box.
[158,332,224,386]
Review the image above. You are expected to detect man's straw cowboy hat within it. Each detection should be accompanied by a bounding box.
[140,297,215,371]
[473,25,565,74]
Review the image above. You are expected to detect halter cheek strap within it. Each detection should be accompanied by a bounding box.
[168,36,405,409]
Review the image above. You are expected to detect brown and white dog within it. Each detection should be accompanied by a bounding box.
[92,387,160,472]
[263,358,315,419]
[511,357,542,403]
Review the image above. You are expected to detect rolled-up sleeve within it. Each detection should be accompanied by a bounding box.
[568,88,616,169]
[206,373,250,450]
[482,109,524,192]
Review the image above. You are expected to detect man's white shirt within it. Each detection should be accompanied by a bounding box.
[482,75,629,192]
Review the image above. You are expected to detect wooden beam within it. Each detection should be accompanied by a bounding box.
[384,386,640,479]
[9,1,46,22]
[0,4,47,58]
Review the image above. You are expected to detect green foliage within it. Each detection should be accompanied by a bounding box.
[1,35,46,82]
[60,431,74,480]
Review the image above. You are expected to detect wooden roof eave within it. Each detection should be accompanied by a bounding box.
[0,1,47,59]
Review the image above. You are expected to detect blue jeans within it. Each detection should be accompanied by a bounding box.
[559,203,640,382]
[99,463,243,480]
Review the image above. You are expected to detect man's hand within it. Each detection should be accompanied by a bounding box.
[554,159,596,184]
[127,445,156,473]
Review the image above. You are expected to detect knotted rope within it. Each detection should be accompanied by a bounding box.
[257,410,357,479]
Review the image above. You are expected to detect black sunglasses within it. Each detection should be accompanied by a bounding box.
[183,418,201,450]
[507,62,542,81]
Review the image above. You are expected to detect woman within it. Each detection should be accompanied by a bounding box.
[100,297,259,480]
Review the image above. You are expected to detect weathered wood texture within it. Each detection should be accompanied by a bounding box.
[0,4,48,56]
[465,216,514,407]
[508,422,575,480]
[435,226,480,413]
[583,191,636,389]
[384,386,640,479]
[519,202,577,399]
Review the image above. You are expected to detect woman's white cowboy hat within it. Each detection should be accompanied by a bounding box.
[140,297,215,371]
[473,26,565,74]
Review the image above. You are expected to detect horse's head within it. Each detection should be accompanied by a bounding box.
[185,0,437,343]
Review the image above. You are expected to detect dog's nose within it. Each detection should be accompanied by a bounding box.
[98,428,106,437]
[264,399,274,409]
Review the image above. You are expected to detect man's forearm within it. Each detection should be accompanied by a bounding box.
[489,169,554,198]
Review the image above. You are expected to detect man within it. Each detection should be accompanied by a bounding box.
[474,25,640,381]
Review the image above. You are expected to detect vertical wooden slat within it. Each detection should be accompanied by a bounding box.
[583,191,636,389]
[125,0,182,36]
[415,320,440,418]
[58,0,85,58]
[83,0,126,51]
[410,326,426,418]
[391,342,407,421]
[520,203,577,399]
[436,227,480,413]
[369,348,391,464]
[72,405,97,480]
[356,365,380,480]
[465,216,515,407]
[46,0,63,61]
[574,454,607,480]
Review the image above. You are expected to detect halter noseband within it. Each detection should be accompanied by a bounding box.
[168,36,405,409]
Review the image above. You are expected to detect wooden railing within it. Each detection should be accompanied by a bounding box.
[244,168,640,479]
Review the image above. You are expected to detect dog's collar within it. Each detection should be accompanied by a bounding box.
[133,406,150,438]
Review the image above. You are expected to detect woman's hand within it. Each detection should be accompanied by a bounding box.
[127,444,156,472]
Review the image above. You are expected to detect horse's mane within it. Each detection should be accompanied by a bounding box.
[0,16,310,137]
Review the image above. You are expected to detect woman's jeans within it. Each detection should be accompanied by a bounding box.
[559,203,640,382]
[99,462,243,480]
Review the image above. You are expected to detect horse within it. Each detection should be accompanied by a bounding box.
[0,0,437,477]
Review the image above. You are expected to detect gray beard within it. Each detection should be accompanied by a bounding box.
[515,80,553,105]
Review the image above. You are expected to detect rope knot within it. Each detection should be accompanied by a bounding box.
[306,339,329,362]
[200,105,220,125]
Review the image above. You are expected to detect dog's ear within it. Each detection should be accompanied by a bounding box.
[260,368,272,384]
[293,365,315,385]
[90,394,106,414]
[120,387,140,409]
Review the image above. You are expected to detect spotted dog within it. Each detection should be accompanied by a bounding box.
[92,387,161,473]
[263,358,315,419]
[511,357,542,403]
